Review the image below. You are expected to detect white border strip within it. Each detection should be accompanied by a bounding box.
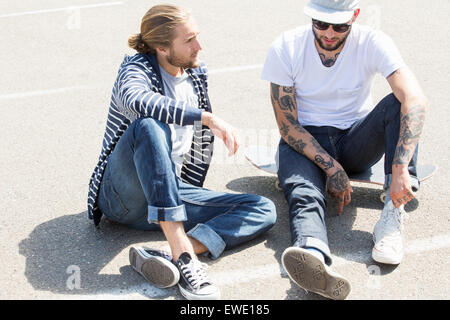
[0,2,123,19]
[209,64,263,75]
[0,63,262,100]
[67,232,450,299]
[0,86,86,100]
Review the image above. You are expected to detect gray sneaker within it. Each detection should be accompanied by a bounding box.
[282,247,351,300]
[129,246,180,288]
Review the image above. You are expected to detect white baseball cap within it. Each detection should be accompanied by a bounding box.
[304,0,360,24]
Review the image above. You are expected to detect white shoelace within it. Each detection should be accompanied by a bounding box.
[180,260,210,289]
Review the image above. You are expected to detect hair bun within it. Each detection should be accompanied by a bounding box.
[137,34,146,49]
[128,33,150,53]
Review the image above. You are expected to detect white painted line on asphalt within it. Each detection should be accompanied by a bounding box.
[213,233,450,286]
[0,86,86,100]
[67,232,450,299]
[0,64,260,101]
[211,233,450,288]
[405,233,450,254]
[65,283,175,300]
[209,64,263,74]
[0,2,123,19]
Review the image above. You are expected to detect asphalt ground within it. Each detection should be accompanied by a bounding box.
[0,0,449,301]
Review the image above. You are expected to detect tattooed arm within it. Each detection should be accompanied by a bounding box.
[270,83,353,214]
[387,67,428,208]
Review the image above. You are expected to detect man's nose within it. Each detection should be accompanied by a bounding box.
[194,38,202,51]
[324,25,336,38]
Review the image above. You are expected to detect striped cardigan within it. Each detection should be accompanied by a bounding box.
[88,53,215,226]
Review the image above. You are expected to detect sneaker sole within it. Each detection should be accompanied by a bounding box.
[129,247,179,288]
[282,247,351,300]
[178,283,221,300]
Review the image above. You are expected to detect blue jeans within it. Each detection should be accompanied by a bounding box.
[277,94,418,265]
[97,117,276,259]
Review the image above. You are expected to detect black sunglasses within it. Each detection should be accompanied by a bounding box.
[312,19,352,33]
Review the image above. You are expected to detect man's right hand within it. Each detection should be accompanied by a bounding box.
[327,167,353,215]
[202,112,239,156]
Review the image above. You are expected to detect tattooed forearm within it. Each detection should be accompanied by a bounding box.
[310,137,336,172]
[393,145,411,165]
[271,98,279,123]
[284,113,307,133]
[270,83,338,173]
[285,113,298,126]
[288,135,307,155]
[271,83,280,101]
[314,154,335,171]
[280,95,295,112]
[280,122,290,137]
[310,137,326,154]
[393,104,426,165]
[398,105,426,143]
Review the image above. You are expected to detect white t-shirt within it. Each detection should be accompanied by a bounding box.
[160,67,200,177]
[261,24,406,129]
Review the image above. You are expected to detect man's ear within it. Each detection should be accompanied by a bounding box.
[155,46,168,56]
[352,8,361,22]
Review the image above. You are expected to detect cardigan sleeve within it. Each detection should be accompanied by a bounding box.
[114,63,203,126]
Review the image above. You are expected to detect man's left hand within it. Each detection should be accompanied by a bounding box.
[390,164,415,208]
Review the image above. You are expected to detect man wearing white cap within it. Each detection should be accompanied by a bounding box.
[261,0,428,299]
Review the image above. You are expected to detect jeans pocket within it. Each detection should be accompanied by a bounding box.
[100,180,129,221]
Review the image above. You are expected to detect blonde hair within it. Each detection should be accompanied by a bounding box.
[128,4,191,54]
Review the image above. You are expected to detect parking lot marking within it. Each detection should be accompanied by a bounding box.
[0,2,123,19]
[0,64,261,101]
[0,86,86,100]
[65,232,450,299]
[209,64,263,74]
[405,233,450,254]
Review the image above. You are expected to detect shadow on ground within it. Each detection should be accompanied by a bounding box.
[18,211,181,299]
[19,175,413,300]
[18,196,279,299]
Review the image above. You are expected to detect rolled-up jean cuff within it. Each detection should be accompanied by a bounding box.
[186,223,226,260]
[300,237,333,266]
[147,204,187,224]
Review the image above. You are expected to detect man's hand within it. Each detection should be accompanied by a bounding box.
[390,164,415,208]
[327,168,353,215]
[202,112,239,156]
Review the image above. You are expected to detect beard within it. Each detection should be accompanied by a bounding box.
[313,27,351,52]
[167,50,200,69]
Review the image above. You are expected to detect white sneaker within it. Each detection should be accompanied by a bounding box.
[372,200,405,264]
